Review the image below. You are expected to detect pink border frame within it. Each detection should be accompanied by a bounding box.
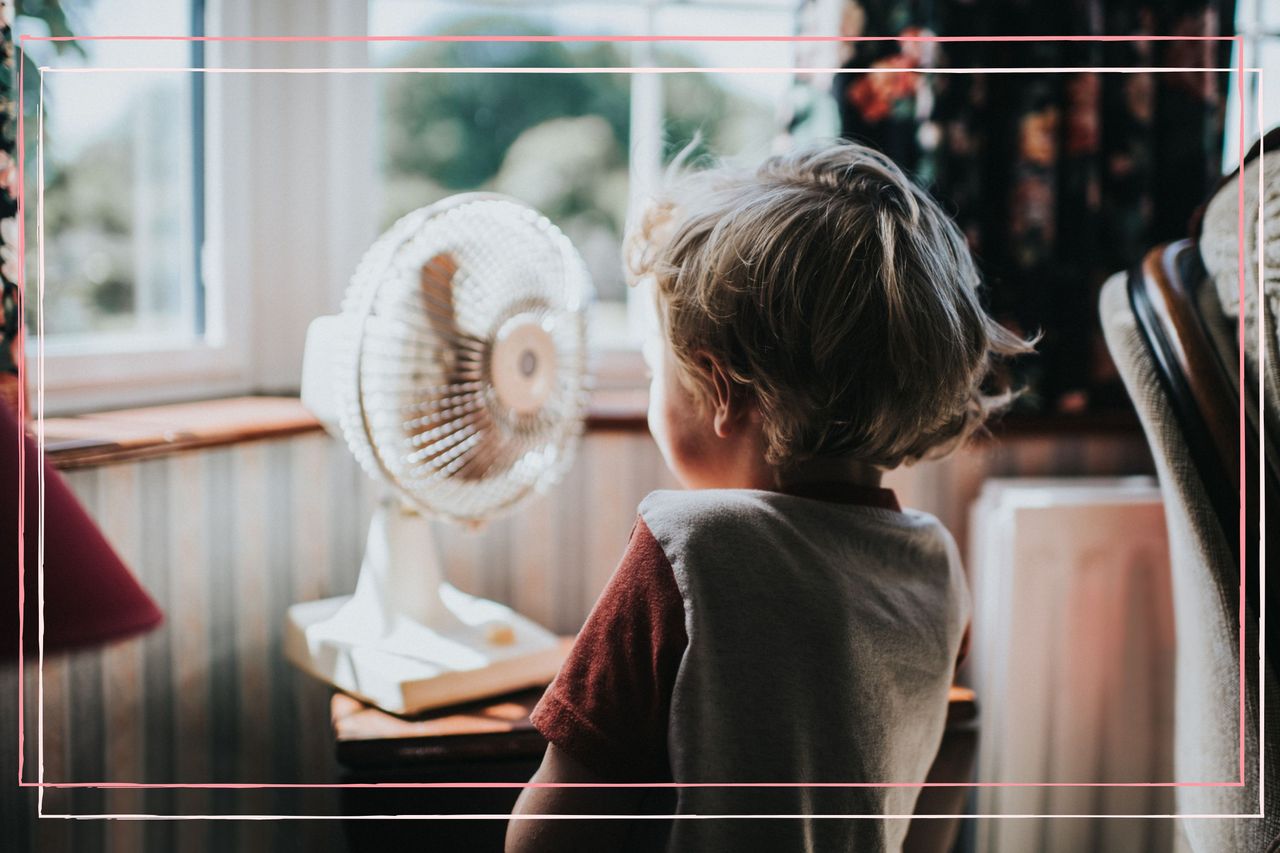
[10,32,1261,816]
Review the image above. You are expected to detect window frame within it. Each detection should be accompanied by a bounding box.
[30,0,380,415]
[33,0,800,414]
[27,0,249,415]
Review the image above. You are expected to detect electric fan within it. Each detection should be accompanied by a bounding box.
[285,193,592,715]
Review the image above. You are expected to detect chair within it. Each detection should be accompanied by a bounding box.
[1098,134,1278,851]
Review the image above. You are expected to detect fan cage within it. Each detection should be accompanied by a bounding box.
[330,194,593,523]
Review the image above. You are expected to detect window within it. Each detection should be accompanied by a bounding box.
[18,0,212,412]
[1225,0,1279,171]
[22,0,799,412]
[369,0,796,356]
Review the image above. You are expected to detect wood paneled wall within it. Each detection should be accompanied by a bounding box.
[1,427,1152,851]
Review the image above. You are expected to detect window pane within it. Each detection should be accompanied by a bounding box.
[370,3,642,311]
[653,5,795,167]
[17,0,200,347]
[369,1,795,352]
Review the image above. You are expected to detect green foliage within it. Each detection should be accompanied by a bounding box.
[43,132,131,235]
[16,0,87,112]
[13,0,87,182]
[379,15,772,303]
[15,0,86,54]
[383,20,630,191]
[657,48,738,166]
[381,20,762,187]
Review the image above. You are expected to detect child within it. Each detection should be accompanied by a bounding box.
[506,140,1033,852]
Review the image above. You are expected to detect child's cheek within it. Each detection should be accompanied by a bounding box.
[646,386,670,461]
[668,427,709,488]
[662,394,718,489]
[646,375,692,485]
[647,368,680,472]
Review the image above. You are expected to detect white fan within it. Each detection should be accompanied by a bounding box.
[285,193,592,715]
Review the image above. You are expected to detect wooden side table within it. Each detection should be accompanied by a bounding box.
[333,686,978,853]
[334,687,550,852]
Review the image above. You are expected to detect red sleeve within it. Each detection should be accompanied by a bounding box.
[530,516,687,781]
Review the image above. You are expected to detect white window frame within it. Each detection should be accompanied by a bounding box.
[203,0,378,397]
[31,0,379,414]
[27,0,254,415]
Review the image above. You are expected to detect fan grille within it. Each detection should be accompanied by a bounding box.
[336,195,592,522]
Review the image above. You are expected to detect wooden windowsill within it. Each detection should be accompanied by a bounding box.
[40,389,1141,472]
[42,392,652,471]
[43,397,326,470]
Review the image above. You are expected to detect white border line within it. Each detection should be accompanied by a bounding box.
[1254,70,1266,822]
[30,58,1268,822]
[34,811,1270,820]
[38,65,1256,74]
[36,66,46,822]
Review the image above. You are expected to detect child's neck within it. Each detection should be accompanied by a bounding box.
[685,416,882,492]
[771,457,883,492]
[717,453,883,493]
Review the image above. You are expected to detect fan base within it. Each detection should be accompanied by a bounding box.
[285,588,569,716]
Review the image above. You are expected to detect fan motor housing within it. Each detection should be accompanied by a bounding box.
[491,314,558,416]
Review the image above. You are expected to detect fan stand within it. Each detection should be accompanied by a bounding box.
[284,498,568,715]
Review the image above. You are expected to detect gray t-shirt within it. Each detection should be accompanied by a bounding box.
[638,488,970,853]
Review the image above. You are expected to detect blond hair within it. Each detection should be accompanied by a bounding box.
[626,140,1036,470]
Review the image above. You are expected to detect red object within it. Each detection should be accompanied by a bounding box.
[531,516,685,781]
[2,404,162,657]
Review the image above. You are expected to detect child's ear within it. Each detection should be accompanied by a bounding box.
[700,353,748,439]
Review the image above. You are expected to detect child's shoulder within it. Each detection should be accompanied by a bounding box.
[639,487,781,537]
[638,487,950,553]
[639,486,943,520]
[639,486,770,519]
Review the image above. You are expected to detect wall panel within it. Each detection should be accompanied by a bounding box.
[1,428,1152,849]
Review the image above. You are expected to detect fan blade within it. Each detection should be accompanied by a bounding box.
[420,252,459,337]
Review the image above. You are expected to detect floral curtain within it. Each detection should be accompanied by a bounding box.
[0,0,20,416]
[827,0,1235,416]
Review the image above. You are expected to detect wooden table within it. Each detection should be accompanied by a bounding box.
[332,685,978,853]
[333,687,550,852]
[332,687,548,767]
